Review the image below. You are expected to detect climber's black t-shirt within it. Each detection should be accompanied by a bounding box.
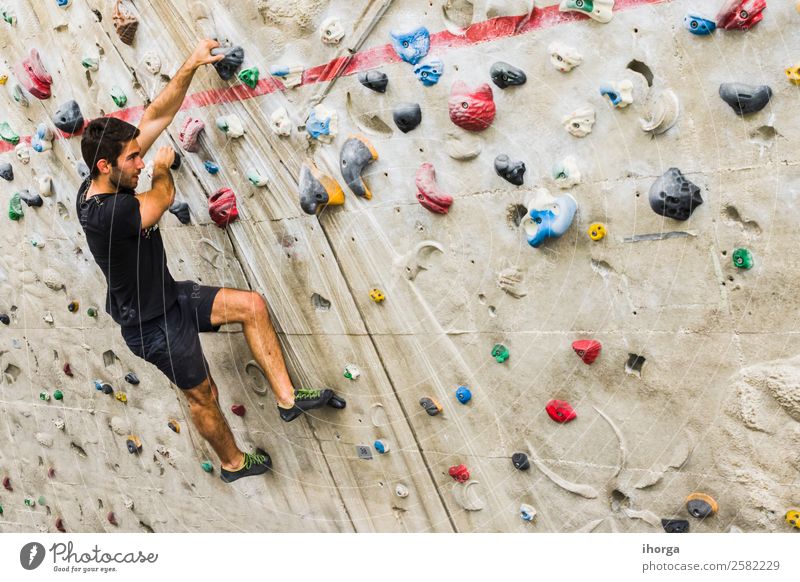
[76,178,178,327]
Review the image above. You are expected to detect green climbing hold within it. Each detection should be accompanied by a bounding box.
[0,121,20,145]
[87,307,98,317]
[110,86,127,108]
[39,391,50,401]
[732,248,753,270]
[0,503,3,515]
[53,389,63,401]
[491,343,510,363]
[38,495,46,506]
[24,498,35,507]
[9,193,23,221]
[82,57,99,71]
[201,461,213,473]
[238,67,259,89]
[1,8,14,25]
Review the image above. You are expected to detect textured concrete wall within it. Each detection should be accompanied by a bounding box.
[0,0,798,533]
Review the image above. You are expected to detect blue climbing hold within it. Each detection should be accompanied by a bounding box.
[523,194,577,248]
[683,13,716,35]
[373,440,389,454]
[204,160,220,174]
[414,59,443,86]
[390,27,430,65]
[306,108,333,140]
[455,385,472,404]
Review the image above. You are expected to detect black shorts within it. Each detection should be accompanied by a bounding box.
[120,281,222,389]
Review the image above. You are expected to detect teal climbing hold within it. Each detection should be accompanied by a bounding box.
[201,461,213,473]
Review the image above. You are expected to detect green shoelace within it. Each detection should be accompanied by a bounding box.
[242,452,266,469]
[295,388,322,401]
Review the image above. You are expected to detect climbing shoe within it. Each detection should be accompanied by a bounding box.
[279,388,346,422]
[220,448,272,483]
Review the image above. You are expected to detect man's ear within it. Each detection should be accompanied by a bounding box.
[96,159,112,175]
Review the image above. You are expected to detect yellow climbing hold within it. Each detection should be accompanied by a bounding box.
[115,391,127,404]
[369,288,385,303]
[786,508,800,529]
[588,222,606,241]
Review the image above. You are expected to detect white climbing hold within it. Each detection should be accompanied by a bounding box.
[496,265,526,298]
[35,432,54,447]
[123,496,134,510]
[38,175,53,197]
[270,107,292,136]
[53,418,65,430]
[519,503,537,521]
[42,311,54,324]
[444,131,483,160]
[110,416,130,436]
[640,88,680,135]
[43,268,64,290]
[553,156,582,189]
[15,143,31,164]
[601,79,634,108]
[395,483,409,498]
[215,114,245,138]
[548,42,583,72]
[562,106,596,138]
[344,363,361,379]
[142,51,161,75]
[269,64,304,88]
[320,17,345,44]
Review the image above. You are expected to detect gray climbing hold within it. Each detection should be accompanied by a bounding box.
[124,372,139,385]
[358,70,388,93]
[512,452,530,470]
[52,100,84,134]
[169,201,191,224]
[490,61,527,89]
[340,135,378,199]
[19,189,43,207]
[494,154,526,186]
[0,162,12,181]
[648,168,703,221]
[298,161,345,215]
[76,161,90,179]
[393,102,422,133]
[211,45,244,81]
[719,83,772,116]
[170,151,181,170]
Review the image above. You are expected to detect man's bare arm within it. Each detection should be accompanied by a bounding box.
[136,147,176,228]
[137,39,224,157]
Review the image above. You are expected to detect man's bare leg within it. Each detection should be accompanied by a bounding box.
[184,377,244,471]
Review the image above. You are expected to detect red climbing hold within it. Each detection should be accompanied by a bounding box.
[63,362,73,377]
[14,49,52,100]
[448,464,470,483]
[545,399,577,423]
[48,467,56,478]
[107,512,118,526]
[448,81,496,132]
[55,517,66,532]
[2,476,11,491]
[572,340,602,364]
[208,187,239,228]
[415,163,453,214]
[231,404,246,416]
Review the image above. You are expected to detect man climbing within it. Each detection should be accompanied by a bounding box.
[76,39,345,483]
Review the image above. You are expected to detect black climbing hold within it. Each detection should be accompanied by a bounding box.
[76,161,90,180]
[718,83,772,116]
[53,100,84,134]
[170,151,182,170]
[358,70,388,93]
[419,396,442,416]
[298,161,345,215]
[393,102,422,133]
[662,519,689,533]
[494,154,526,186]
[511,452,530,471]
[19,189,43,207]
[0,162,12,181]
[648,168,703,221]
[490,61,527,89]
[0,314,9,325]
[168,201,191,224]
[211,45,245,81]
[686,492,718,518]
[340,135,378,199]
[124,372,140,385]
[126,435,142,454]
[102,383,113,395]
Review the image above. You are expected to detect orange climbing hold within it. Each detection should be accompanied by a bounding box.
[112,0,139,46]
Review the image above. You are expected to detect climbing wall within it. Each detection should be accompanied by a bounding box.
[1,0,799,533]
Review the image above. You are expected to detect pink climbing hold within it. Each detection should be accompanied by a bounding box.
[2,476,11,491]
[231,404,246,416]
[545,399,577,423]
[63,362,73,377]
[179,116,205,152]
[448,81,496,132]
[415,163,453,214]
[48,467,56,478]
[572,340,602,365]
[448,464,470,482]
[107,511,118,526]
[208,187,239,228]
[14,48,52,100]
[55,517,66,532]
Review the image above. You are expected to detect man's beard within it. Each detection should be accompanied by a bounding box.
[109,168,136,192]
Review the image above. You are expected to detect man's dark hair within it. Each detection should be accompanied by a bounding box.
[80,117,140,179]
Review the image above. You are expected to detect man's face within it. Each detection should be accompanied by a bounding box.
[108,139,145,190]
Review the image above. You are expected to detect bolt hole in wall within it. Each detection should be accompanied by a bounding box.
[626,353,646,376]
